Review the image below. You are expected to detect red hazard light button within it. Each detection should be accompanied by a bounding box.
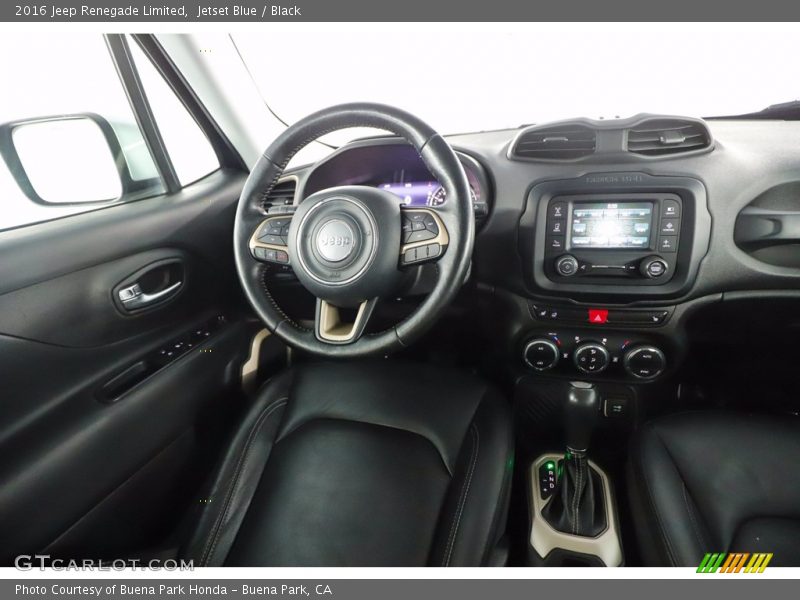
[588,309,608,324]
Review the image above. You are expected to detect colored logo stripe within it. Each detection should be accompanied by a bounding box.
[745,553,773,573]
[697,552,773,573]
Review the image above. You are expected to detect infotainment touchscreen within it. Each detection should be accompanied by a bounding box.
[569,202,653,249]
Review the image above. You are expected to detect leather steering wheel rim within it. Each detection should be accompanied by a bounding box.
[233,103,474,358]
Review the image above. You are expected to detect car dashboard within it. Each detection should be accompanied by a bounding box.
[265,114,800,389]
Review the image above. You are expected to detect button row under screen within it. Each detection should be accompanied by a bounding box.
[531,304,669,326]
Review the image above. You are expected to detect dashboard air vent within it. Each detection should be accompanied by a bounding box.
[263,178,297,209]
[627,119,712,156]
[510,124,596,160]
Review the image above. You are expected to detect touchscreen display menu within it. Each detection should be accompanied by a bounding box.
[569,202,653,249]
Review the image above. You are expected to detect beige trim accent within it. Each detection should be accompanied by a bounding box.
[529,453,623,566]
[241,328,271,395]
[248,215,293,253]
[275,174,300,204]
[400,209,449,256]
[317,299,371,343]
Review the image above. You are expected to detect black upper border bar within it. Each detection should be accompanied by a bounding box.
[3,1,800,22]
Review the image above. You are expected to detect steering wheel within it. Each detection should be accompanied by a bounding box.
[234,103,474,357]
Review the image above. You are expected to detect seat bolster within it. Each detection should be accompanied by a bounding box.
[627,421,711,566]
[181,372,291,566]
[428,386,514,567]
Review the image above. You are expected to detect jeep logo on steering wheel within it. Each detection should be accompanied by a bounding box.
[316,219,355,262]
[320,235,351,247]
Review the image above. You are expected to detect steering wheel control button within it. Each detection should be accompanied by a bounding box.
[403,212,439,244]
[623,346,667,379]
[402,243,441,265]
[423,214,439,233]
[555,254,579,277]
[315,219,356,263]
[407,229,437,243]
[574,342,611,374]
[268,218,291,232]
[254,216,293,250]
[523,338,560,371]
[259,234,285,246]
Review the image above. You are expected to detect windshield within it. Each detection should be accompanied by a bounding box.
[233,23,798,143]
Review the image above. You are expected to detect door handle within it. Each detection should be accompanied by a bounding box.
[118,280,182,310]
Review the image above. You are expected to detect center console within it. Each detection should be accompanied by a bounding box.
[528,383,623,566]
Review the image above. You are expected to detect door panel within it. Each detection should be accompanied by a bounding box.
[0,170,262,564]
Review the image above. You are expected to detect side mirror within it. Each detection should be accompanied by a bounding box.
[0,113,132,205]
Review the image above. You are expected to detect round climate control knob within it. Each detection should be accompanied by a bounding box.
[523,338,560,371]
[623,345,666,380]
[640,256,668,279]
[573,342,610,374]
[555,255,579,277]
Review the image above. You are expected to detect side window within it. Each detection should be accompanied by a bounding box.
[0,34,165,232]
[128,36,220,187]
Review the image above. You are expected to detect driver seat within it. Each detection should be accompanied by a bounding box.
[181,360,513,566]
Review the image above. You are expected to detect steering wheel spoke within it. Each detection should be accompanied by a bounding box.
[399,207,449,266]
[315,297,377,344]
[249,214,294,266]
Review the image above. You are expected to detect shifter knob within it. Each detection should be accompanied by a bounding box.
[565,382,600,453]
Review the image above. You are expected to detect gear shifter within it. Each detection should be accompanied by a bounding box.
[542,382,607,537]
[565,381,600,453]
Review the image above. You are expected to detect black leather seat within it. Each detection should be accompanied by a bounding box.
[182,361,513,566]
[628,411,800,566]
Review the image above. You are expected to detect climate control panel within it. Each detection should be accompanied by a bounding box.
[521,329,668,381]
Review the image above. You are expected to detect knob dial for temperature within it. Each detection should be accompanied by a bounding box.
[623,345,666,379]
[523,338,560,371]
[573,342,610,374]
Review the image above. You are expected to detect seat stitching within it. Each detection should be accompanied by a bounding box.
[443,423,479,567]
[572,457,583,535]
[640,427,680,565]
[682,482,708,550]
[199,397,288,566]
[202,398,288,565]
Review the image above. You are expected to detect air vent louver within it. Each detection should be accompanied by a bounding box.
[627,119,712,156]
[511,124,596,160]
[263,178,297,208]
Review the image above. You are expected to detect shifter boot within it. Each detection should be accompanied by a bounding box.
[542,452,607,537]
